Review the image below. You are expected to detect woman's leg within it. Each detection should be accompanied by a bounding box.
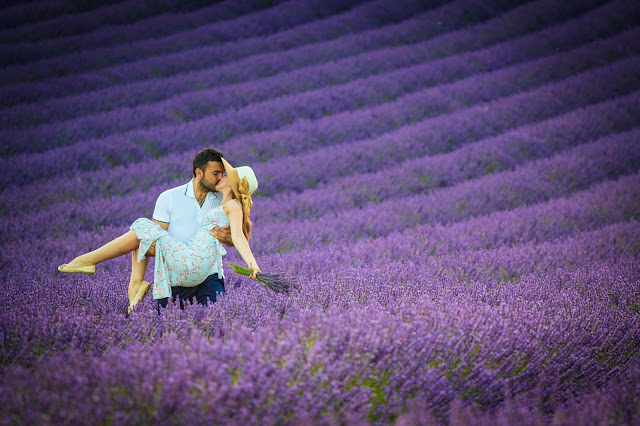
[128,247,149,304]
[66,230,141,268]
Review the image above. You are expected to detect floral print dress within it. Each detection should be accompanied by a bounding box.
[130,200,237,299]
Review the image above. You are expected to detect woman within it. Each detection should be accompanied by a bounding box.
[58,158,260,311]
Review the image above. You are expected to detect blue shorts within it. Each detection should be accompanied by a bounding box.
[157,273,225,312]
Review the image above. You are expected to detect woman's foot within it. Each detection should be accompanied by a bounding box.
[128,280,142,305]
[58,256,95,275]
[128,281,151,314]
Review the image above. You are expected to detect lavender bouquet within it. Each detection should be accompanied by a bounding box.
[228,262,298,295]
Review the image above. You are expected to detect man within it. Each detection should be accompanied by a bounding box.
[129,148,233,311]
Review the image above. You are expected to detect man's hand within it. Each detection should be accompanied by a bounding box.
[211,226,234,247]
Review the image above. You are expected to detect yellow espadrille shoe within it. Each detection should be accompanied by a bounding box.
[128,281,151,315]
[58,264,95,275]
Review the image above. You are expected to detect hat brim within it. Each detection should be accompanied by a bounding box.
[221,157,241,200]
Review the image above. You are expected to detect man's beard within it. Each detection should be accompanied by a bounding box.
[199,176,218,193]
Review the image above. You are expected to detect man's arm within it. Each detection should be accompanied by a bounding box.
[152,219,169,231]
[146,192,171,257]
[152,190,171,228]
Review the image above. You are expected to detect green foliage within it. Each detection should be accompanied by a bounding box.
[230,367,242,387]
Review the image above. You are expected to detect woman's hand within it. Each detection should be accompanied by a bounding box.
[249,262,261,280]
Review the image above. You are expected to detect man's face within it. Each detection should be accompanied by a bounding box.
[198,161,225,192]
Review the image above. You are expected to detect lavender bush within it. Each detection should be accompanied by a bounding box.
[0,0,456,106]
[0,0,372,84]
[0,0,293,65]
[0,0,136,38]
[0,0,593,128]
[3,46,640,186]
[1,1,639,424]
[4,126,639,242]
[5,8,637,152]
[3,78,637,216]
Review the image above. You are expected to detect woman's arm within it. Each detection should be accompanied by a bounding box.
[224,201,260,278]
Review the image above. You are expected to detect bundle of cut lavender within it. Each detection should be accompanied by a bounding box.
[228,262,299,295]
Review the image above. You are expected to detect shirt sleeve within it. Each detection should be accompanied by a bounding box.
[152,190,171,223]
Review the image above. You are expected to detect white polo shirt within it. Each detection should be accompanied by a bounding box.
[153,179,223,245]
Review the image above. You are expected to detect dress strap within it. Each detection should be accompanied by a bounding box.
[221,198,241,207]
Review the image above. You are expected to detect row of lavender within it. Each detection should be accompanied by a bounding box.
[1,228,638,422]
[2,0,636,336]
[2,73,637,370]
[4,164,637,323]
[4,158,639,283]
[3,51,639,199]
[0,0,596,127]
[3,140,638,347]
[3,102,638,241]
[4,158,640,303]
[3,130,638,276]
[1,0,639,423]
[0,0,373,80]
[5,228,637,420]
[1,56,638,214]
[0,0,296,61]
[2,2,632,220]
[0,0,455,106]
[4,1,636,154]
[0,0,285,39]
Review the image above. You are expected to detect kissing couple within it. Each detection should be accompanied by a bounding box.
[58,148,259,313]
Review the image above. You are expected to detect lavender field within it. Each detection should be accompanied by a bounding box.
[1,0,640,424]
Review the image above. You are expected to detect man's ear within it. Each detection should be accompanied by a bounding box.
[194,168,203,179]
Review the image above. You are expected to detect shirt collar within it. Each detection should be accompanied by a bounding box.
[185,179,196,199]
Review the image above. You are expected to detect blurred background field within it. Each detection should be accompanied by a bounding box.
[0,0,639,424]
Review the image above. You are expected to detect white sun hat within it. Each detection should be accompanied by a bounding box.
[221,158,258,212]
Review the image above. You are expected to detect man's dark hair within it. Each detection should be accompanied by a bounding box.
[192,148,224,177]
